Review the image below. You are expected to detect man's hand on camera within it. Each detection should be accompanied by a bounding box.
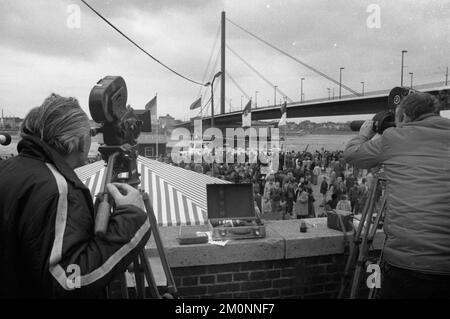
[106,183,146,211]
[359,120,376,140]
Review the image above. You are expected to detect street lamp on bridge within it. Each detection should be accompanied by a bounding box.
[339,67,344,99]
[361,81,365,96]
[409,72,414,89]
[327,88,331,100]
[274,85,278,106]
[204,71,222,127]
[401,50,408,86]
[255,91,259,108]
[300,77,305,103]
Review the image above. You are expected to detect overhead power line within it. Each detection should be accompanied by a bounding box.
[227,45,293,103]
[80,0,205,86]
[226,18,361,96]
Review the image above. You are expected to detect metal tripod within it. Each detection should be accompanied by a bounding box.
[338,172,387,299]
[95,145,178,299]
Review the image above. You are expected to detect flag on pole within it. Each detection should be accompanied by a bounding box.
[279,101,287,126]
[242,99,252,128]
[189,97,202,110]
[145,95,157,125]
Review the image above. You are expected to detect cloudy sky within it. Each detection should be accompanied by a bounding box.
[0,0,449,122]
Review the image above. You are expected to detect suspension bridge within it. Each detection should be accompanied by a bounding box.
[181,11,450,129]
[79,3,450,128]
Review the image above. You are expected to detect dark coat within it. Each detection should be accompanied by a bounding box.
[344,114,450,274]
[0,136,151,298]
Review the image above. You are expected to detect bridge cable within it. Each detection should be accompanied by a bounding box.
[197,25,221,98]
[227,45,293,103]
[200,48,222,101]
[80,0,205,86]
[226,18,361,96]
[225,71,251,101]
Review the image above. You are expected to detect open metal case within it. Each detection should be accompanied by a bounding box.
[206,183,266,240]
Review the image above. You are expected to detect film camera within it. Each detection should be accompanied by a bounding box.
[89,76,152,184]
[89,76,152,146]
[89,75,152,234]
[350,86,417,134]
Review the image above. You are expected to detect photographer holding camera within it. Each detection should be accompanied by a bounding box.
[0,94,151,298]
[343,92,450,299]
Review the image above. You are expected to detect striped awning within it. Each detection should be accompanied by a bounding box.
[74,156,228,226]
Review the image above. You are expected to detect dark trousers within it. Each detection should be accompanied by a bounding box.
[350,200,357,213]
[286,198,294,214]
[378,262,450,299]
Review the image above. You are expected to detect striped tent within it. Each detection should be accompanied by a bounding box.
[74,157,228,226]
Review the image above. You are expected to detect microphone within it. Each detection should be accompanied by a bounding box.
[0,133,12,146]
[349,120,365,132]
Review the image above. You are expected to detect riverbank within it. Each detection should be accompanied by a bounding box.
[1,133,356,158]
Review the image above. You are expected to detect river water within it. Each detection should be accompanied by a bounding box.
[1,133,355,158]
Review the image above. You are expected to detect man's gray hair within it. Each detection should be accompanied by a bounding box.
[21,93,90,155]
[399,92,440,121]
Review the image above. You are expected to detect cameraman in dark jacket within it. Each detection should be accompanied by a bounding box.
[343,92,450,298]
[0,94,151,298]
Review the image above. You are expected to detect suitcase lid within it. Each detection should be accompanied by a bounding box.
[206,183,255,219]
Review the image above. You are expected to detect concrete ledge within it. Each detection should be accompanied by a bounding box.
[145,217,386,268]
[267,218,348,259]
[145,223,285,267]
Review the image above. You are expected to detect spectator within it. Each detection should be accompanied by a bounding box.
[307,188,316,218]
[270,181,283,214]
[348,182,360,213]
[262,174,275,214]
[284,177,297,217]
[294,188,309,219]
[325,193,339,211]
[336,195,352,212]
[320,176,328,207]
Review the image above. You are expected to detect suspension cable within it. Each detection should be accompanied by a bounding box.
[200,49,222,100]
[80,0,205,86]
[227,45,293,103]
[227,18,360,96]
[226,71,251,101]
[197,25,221,98]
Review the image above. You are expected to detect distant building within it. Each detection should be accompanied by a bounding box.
[0,115,22,130]
[137,133,167,158]
[158,114,177,135]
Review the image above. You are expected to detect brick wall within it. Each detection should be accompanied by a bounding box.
[170,254,374,299]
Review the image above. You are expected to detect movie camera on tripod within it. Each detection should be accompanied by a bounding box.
[89,75,177,299]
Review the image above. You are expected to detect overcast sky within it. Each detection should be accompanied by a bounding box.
[0,0,449,123]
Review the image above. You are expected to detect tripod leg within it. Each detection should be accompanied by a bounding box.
[338,177,378,299]
[366,196,387,299]
[118,272,129,299]
[349,180,382,299]
[142,192,178,297]
[140,250,161,299]
[134,257,146,299]
[337,214,353,299]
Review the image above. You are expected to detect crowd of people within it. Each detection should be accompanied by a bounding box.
[162,148,373,220]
